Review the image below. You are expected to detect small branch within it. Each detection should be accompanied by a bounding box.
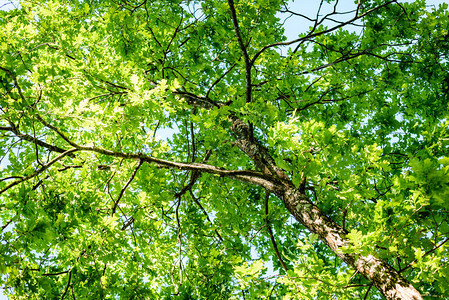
[58,165,83,172]
[174,91,222,109]
[227,0,252,103]
[189,190,224,242]
[98,78,129,91]
[35,114,80,148]
[111,159,143,215]
[131,0,147,13]
[174,150,211,199]
[1,218,14,231]
[86,91,127,102]
[173,150,223,242]
[363,284,373,300]
[206,63,237,98]
[152,121,160,138]
[1,176,23,182]
[264,190,288,272]
[121,216,135,230]
[32,118,44,167]
[0,149,78,195]
[175,196,183,287]
[0,66,26,102]
[399,237,449,273]
[251,1,395,64]
[0,122,72,156]
[60,269,72,300]
[42,270,70,276]
[189,122,196,162]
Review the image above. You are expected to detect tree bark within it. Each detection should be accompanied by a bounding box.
[281,188,422,300]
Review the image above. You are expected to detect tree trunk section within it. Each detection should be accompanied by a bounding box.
[281,188,423,300]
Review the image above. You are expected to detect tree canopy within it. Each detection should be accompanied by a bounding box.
[1,0,449,299]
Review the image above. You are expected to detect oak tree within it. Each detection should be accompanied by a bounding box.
[1,0,449,299]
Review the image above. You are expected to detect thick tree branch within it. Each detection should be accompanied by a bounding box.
[34,114,279,190]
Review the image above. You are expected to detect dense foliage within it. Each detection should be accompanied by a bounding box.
[1,0,448,298]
